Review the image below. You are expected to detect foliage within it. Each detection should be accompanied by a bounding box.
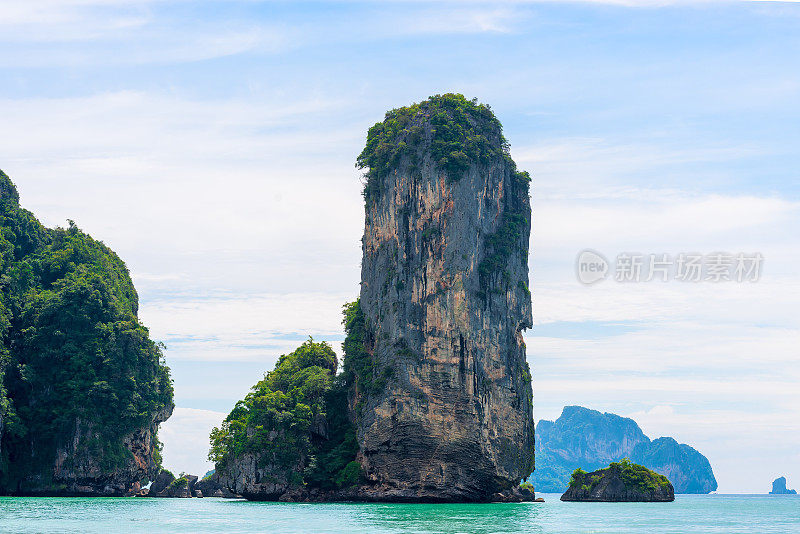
[168,476,188,490]
[340,299,389,396]
[208,338,336,472]
[568,459,671,493]
[570,468,587,487]
[209,299,383,492]
[356,93,509,202]
[611,457,672,491]
[209,335,363,490]
[477,170,531,296]
[0,170,173,491]
[335,461,363,487]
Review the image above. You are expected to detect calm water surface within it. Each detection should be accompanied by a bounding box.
[1,494,798,533]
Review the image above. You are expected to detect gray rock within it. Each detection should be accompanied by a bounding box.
[147,471,197,498]
[196,472,239,499]
[185,474,198,494]
[147,470,175,496]
[355,96,534,501]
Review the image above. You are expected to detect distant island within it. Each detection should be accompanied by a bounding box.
[0,171,173,496]
[770,477,797,495]
[561,459,674,502]
[205,94,536,502]
[533,406,717,494]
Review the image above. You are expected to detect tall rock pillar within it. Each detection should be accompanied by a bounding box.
[354,94,534,501]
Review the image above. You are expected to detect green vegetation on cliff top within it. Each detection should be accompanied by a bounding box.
[0,170,173,491]
[356,93,509,201]
[357,94,532,299]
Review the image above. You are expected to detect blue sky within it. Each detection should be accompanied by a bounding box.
[1,0,799,493]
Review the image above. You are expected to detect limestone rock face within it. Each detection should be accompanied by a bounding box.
[195,473,238,498]
[214,450,301,500]
[354,95,534,501]
[148,469,176,495]
[48,404,173,496]
[631,437,716,494]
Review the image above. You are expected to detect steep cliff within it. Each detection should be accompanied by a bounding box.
[210,94,535,503]
[353,93,534,501]
[534,406,717,494]
[631,437,716,494]
[0,170,173,496]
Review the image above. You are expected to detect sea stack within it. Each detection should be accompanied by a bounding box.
[208,94,535,502]
[354,93,535,501]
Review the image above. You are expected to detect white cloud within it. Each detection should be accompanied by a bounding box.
[158,407,226,478]
[141,292,353,362]
[396,7,523,34]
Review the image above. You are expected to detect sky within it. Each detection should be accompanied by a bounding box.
[1,0,798,493]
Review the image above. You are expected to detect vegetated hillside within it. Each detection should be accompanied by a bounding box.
[209,326,363,499]
[0,170,173,496]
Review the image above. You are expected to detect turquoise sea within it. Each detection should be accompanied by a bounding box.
[1,494,798,533]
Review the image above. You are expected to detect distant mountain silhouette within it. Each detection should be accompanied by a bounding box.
[533,406,717,494]
[769,477,797,494]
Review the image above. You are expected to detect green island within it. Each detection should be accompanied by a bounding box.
[562,458,674,502]
[208,302,367,495]
[0,170,173,495]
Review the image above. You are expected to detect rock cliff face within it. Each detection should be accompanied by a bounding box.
[353,94,534,501]
[534,406,716,494]
[215,449,301,500]
[42,404,173,496]
[560,460,675,502]
[0,170,173,496]
[208,94,534,503]
[631,437,716,494]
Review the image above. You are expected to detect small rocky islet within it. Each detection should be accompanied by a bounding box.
[769,477,797,495]
[561,459,675,502]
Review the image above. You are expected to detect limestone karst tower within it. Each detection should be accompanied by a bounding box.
[354,94,534,501]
